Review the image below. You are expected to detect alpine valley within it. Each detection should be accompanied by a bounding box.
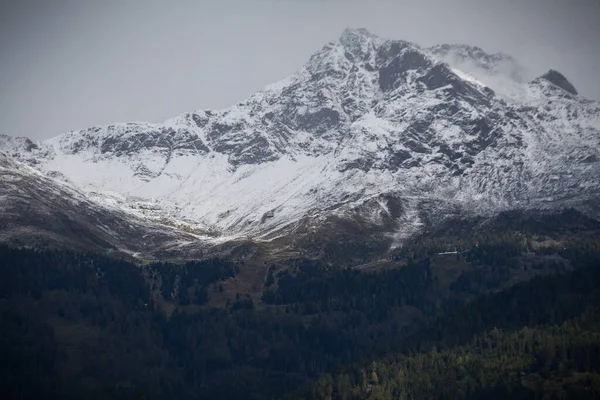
[1,28,599,261]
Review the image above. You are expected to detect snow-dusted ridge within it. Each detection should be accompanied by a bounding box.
[0,151,210,257]
[1,28,599,257]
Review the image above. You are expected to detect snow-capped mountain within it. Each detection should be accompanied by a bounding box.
[0,152,205,258]
[1,28,599,258]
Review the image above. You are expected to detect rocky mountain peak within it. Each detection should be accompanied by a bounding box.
[338,28,378,62]
[1,29,599,249]
[538,69,578,95]
[340,27,377,41]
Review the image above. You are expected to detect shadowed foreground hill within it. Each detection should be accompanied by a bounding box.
[1,215,600,399]
[288,258,600,399]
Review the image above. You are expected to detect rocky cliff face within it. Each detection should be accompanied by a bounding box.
[1,28,599,257]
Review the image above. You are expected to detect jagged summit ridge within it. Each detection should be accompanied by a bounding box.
[1,29,599,252]
[537,69,578,95]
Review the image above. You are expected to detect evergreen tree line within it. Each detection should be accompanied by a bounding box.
[149,258,238,305]
[1,214,600,400]
[289,257,600,400]
[295,308,600,400]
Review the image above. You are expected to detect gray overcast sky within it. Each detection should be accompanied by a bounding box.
[1,0,599,139]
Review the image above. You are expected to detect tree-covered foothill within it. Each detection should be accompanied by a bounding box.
[293,309,600,400]
[1,211,600,399]
[290,253,600,399]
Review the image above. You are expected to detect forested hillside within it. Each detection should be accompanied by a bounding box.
[290,248,600,399]
[293,309,600,400]
[1,212,600,399]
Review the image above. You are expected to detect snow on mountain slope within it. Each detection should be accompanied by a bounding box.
[0,152,206,257]
[1,28,599,254]
[426,43,527,99]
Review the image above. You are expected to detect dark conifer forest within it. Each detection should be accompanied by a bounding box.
[2,212,600,399]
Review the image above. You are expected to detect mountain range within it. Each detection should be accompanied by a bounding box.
[1,28,599,261]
